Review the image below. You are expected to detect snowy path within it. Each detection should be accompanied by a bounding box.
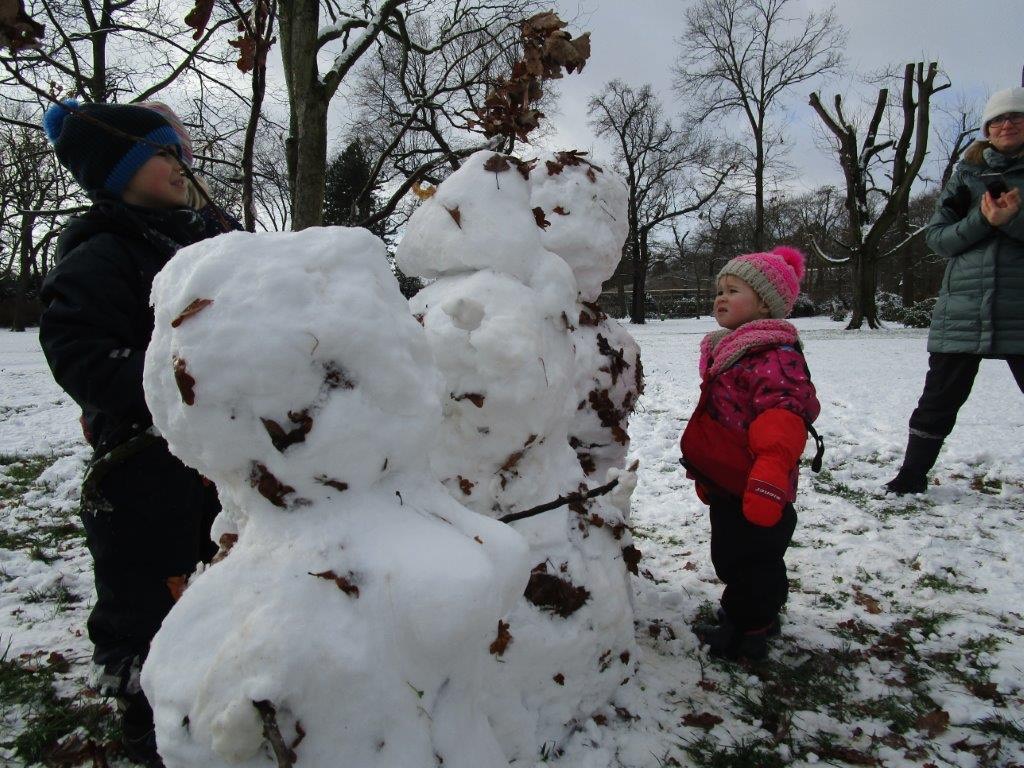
[2,319,1023,767]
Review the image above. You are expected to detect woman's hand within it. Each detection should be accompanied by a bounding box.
[981,187,1021,226]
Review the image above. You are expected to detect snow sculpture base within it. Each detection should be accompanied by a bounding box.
[141,227,529,768]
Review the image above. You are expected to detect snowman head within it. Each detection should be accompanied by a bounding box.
[144,227,443,513]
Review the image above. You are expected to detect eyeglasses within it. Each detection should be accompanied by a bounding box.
[988,112,1024,129]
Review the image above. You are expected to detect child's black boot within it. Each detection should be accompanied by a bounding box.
[694,616,770,661]
[118,690,164,767]
[98,655,164,767]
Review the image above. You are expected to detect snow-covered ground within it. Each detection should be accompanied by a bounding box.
[2,317,1022,767]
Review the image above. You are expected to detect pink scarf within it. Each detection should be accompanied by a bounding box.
[699,319,801,379]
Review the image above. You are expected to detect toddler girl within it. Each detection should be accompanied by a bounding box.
[680,246,820,661]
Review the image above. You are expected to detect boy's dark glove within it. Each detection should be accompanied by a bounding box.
[743,409,806,526]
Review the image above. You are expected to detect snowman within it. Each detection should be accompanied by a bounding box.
[140,226,529,768]
[396,150,641,761]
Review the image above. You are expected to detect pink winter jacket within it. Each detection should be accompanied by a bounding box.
[696,319,820,497]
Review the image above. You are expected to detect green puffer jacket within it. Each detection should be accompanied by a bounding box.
[925,143,1024,355]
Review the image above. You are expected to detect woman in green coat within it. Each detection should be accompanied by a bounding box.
[887,86,1024,494]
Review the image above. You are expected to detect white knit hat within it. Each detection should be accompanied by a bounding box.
[981,87,1024,137]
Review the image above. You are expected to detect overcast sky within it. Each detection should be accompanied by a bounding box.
[533,0,1024,193]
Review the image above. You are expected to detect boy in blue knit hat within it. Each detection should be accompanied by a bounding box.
[40,100,221,767]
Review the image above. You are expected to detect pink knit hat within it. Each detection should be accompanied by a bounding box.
[717,246,805,318]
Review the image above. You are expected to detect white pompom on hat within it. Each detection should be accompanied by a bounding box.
[981,87,1024,137]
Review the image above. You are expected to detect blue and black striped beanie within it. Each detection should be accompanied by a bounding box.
[42,99,185,196]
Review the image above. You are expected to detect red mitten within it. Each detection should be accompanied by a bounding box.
[743,409,807,526]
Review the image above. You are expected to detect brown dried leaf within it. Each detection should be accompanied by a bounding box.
[553,673,565,685]
[524,563,590,617]
[310,569,360,597]
[501,451,524,472]
[412,182,436,200]
[621,544,641,575]
[596,333,629,385]
[545,160,564,176]
[249,462,294,507]
[458,476,474,495]
[171,298,213,328]
[452,392,485,408]
[323,362,355,389]
[820,746,878,766]
[483,154,511,173]
[172,356,196,405]
[916,709,950,738]
[532,206,550,229]
[511,157,536,180]
[183,0,214,40]
[446,206,462,228]
[682,712,723,730]
[212,532,238,564]
[489,620,512,656]
[315,476,349,492]
[553,206,569,215]
[229,33,258,73]
[262,409,313,452]
[853,588,882,614]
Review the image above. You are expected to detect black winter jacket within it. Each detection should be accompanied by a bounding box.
[39,198,208,458]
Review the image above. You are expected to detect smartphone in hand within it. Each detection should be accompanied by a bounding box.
[979,172,1009,198]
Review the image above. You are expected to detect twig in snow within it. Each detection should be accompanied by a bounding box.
[499,478,619,524]
[252,699,296,768]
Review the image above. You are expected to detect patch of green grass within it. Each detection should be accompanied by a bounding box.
[970,475,1002,495]
[682,735,786,768]
[0,520,84,563]
[816,591,847,609]
[630,524,687,548]
[970,714,1024,740]
[23,580,80,614]
[852,693,925,734]
[0,454,57,502]
[916,571,986,595]
[721,645,860,736]
[0,648,120,765]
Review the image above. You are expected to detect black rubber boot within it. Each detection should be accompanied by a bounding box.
[693,607,780,638]
[693,616,770,661]
[118,690,164,768]
[885,434,943,495]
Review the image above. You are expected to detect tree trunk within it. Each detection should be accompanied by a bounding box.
[847,253,880,330]
[753,134,765,251]
[279,0,328,231]
[630,231,650,324]
[11,212,36,332]
[240,3,274,232]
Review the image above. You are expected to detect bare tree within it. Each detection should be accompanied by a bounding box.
[277,0,542,231]
[809,62,949,329]
[674,0,844,250]
[0,0,239,109]
[344,5,547,234]
[0,107,80,330]
[589,80,737,324]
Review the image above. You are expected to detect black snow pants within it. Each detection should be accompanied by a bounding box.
[708,495,797,632]
[80,438,219,668]
[908,353,1024,440]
